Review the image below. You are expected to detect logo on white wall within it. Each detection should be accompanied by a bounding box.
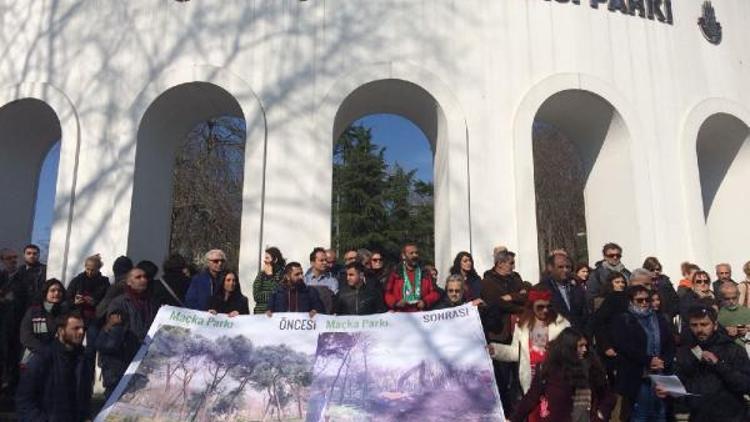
[698,1,722,45]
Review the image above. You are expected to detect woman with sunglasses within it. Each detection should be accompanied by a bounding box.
[511,327,614,422]
[611,285,676,421]
[489,287,570,422]
[679,271,714,342]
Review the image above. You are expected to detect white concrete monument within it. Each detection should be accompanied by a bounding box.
[1,0,748,294]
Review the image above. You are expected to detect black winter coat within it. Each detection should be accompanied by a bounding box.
[588,291,629,352]
[153,271,190,307]
[15,264,47,307]
[20,303,67,355]
[66,272,109,322]
[15,340,91,422]
[586,262,630,309]
[676,331,750,422]
[611,310,676,401]
[208,292,250,315]
[335,282,383,315]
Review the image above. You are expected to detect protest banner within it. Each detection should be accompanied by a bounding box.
[95,304,504,422]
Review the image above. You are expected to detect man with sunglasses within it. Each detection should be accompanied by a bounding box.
[587,242,631,311]
[612,285,675,421]
[434,274,484,309]
[185,249,227,311]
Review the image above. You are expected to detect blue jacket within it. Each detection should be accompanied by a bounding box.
[16,340,91,422]
[185,270,223,311]
[268,283,323,313]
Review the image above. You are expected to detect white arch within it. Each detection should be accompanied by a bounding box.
[512,73,654,279]
[313,61,471,277]
[125,65,267,290]
[680,99,750,269]
[0,82,80,282]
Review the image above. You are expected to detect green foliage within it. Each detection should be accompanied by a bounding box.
[332,125,434,263]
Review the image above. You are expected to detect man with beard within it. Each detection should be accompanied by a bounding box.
[16,311,91,422]
[656,305,750,421]
[384,243,439,312]
[267,262,323,317]
[587,242,631,310]
[335,262,384,315]
[15,244,47,307]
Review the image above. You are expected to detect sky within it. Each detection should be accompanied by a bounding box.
[30,114,432,258]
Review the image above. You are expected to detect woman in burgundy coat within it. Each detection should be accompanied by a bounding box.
[512,328,615,422]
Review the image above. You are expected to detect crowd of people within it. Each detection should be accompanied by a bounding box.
[1,241,749,421]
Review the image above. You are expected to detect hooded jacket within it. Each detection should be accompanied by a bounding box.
[676,330,750,422]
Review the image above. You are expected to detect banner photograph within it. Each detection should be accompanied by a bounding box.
[95,305,503,422]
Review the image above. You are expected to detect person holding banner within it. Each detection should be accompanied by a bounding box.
[96,268,159,399]
[335,262,384,315]
[512,327,615,422]
[384,243,439,312]
[208,271,250,317]
[266,262,323,317]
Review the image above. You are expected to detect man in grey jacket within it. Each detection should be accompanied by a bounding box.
[586,242,631,310]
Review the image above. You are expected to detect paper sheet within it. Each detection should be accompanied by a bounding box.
[649,374,698,397]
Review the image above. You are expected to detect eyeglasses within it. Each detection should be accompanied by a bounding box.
[606,254,622,259]
[209,259,225,263]
[371,258,382,262]
[694,279,709,285]
[634,297,653,304]
[652,267,662,272]
[534,304,550,310]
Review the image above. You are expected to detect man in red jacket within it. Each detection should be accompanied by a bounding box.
[384,243,439,312]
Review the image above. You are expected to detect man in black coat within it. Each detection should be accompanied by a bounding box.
[16,311,91,422]
[335,262,384,315]
[656,305,750,422]
[15,244,47,307]
[586,242,631,310]
[540,253,588,330]
[611,285,675,421]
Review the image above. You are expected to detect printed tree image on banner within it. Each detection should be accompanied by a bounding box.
[95,306,504,422]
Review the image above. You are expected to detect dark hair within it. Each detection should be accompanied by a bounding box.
[41,278,65,302]
[217,270,242,297]
[574,262,591,275]
[309,247,326,262]
[600,271,627,297]
[545,252,571,268]
[449,252,479,279]
[698,297,718,310]
[345,262,365,273]
[401,242,418,254]
[24,244,40,253]
[55,310,83,331]
[687,305,717,323]
[136,260,159,280]
[265,247,286,273]
[517,286,558,329]
[284,262,302,275]
[642,257,662,272]
[542,327,606,390]
[650,289,663,311]
[692,270,711,284]
[163,254,187,274]
[601,242,622,255]
[627,285,650,301]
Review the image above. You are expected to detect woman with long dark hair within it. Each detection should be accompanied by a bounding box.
[449,251,482,300]
[512,328,614,422]
[253,247,286,314]
[208,271,249,317]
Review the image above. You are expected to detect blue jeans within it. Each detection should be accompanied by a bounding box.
[631,380,666,422]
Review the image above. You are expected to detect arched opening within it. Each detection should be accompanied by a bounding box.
[532,90,639,270]
[0,98,62,257]
[31,141,61,261]
[332,113,434,264]
[129,82,246,269]
[696,113,750,268]
[331,80,444,269]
